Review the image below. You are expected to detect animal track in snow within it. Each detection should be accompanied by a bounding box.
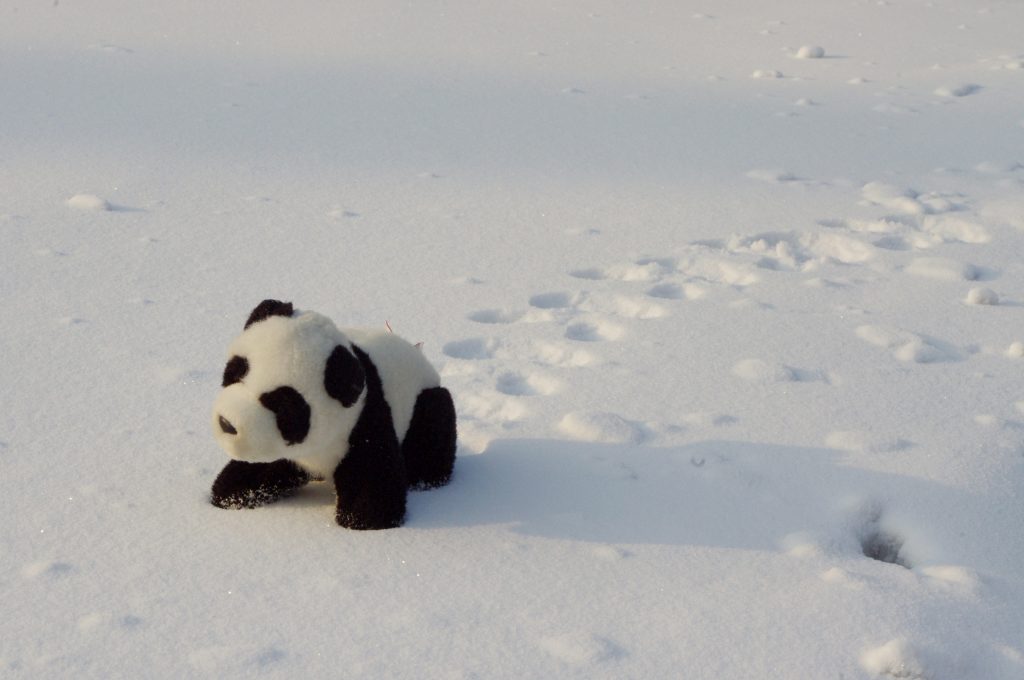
[21,561,74,579]
[612,296,668,319]
[467,308,527,324]
[904,257,979,281]
[528,341,597,368]
[442,338,499,360]
[855,325,960,363]
[570,259,674,283]
[934,83,982,97]
[566,319,625,342]
[538,632,624,667]
[732,359,828,384]
[558,411,644,444]
[529,291,582,309]
[855,503,911,568]
[495,371,561,396]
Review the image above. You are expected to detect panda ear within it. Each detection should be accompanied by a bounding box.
[325,345,365,407]
[244,299,294,329]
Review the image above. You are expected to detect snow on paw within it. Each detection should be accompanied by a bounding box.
[442,338,499,360]
[861,638,929,679]
[1006,342,1024,359]
[538,633,624,667]
[558,411,644,444]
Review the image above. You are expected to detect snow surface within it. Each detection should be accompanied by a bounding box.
[2,1,1023,678]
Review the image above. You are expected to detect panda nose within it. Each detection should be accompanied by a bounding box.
[218,415,238,435]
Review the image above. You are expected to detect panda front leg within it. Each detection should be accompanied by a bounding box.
[333,435,407,529]
[210,459,311,509]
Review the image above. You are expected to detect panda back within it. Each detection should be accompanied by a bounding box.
[342,328,441,442]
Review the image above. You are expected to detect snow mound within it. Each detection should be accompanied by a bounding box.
[66,193,110,211]
[795,45,825,59]
[965,287,998,306]
[861,638,929,679]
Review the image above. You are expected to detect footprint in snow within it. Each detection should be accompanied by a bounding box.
[442,338,499,360]
[526,341,597,368]
[855,325,961,363]
[934,83,982,97]
[558,411,644,444]
[495,371,561,397]
[538,633,625,666]
[732,359,830,385]
[529,291,583,310]
[21,561,75,579]
[565,319,625,342]
[467,308,526,324]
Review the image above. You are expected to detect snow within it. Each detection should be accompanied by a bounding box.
[3,0,1024,678]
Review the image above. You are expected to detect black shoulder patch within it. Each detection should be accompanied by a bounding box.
[244,299,294,329]
[325,344,366,408]
[222,355,249,387]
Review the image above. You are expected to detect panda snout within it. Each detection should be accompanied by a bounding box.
[218,415,238,435]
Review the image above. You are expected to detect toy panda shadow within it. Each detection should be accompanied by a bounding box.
[210,299,456,529]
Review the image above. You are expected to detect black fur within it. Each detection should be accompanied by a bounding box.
[222,355,249,387]
[333,345,407,529]
[259,387,311,445]
[402,387,457,489]
[244,299,294,329]
[210,459,311,509]
[324,344,365,408]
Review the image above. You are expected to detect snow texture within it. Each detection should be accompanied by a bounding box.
[2,1,1024,678]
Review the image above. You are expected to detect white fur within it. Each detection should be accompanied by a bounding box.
[211,310,440,479]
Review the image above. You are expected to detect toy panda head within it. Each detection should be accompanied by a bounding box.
[211,300,367,477]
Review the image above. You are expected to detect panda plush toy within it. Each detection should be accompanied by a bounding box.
[209,299,456,529]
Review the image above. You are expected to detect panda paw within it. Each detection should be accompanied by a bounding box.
[210,459,311,509]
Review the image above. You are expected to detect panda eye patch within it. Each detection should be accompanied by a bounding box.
[222,355,249,387]
[259,386,311,446]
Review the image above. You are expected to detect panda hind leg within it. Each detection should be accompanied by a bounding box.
[402,387,457,489]
[210,459,311,509]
